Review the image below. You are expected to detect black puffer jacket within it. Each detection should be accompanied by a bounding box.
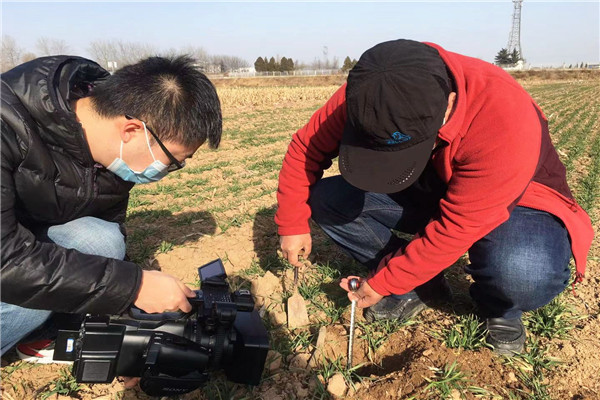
[1,56,142,314]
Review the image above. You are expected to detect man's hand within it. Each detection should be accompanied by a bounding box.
[279,233,312,267]
[120,377,140,389]
[340,276,384,308]
[134,270,196,313]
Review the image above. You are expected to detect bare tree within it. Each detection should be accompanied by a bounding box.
[330,56,340,70]
[88,39,157,70]
[116,41,156,66]
[21,52,37,63]
[1,35,23,72]
[212,54,248,72]
[88,39,247,74]
[179,45,211,64]
[36,37,69,56]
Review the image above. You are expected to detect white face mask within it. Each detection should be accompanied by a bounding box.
[107,121,169,184]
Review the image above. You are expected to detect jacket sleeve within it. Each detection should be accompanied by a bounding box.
[100,194,130,226]
[368,96,542,296]
[1,122,142,314]
[275,84,348,235]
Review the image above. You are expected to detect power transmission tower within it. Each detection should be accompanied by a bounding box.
[507,0,523,60]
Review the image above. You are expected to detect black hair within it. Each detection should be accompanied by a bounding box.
[90,55,222,148]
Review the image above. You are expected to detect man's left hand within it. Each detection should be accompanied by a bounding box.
[120,377,140,389]
[339,276,384,308]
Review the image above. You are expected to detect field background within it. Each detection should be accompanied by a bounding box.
[1,71,599,400]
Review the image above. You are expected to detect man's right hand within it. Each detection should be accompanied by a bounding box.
[279,233,312,267]
[133,270,195,313]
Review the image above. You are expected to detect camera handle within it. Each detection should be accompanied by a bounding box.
[129,306,189,321]
[139,332,210,396]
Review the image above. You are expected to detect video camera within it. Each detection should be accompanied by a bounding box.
[53,259,269,396]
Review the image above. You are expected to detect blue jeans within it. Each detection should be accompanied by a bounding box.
[1,217,126,355]
[309,176,572,320]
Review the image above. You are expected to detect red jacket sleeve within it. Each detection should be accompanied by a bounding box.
[368,95,542,296]
[275,84,347,235]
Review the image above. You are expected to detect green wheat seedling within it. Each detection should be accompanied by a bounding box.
[216,213,252,233]
[225,275,252,292]
[424,361,468,399]
[504,337,561,400]
[181,160,231,175]
[311,300,345,324]
[299,280,322,301]
[525,295,580,340]
[40,368,82,400]
[358,319,407,361]
[562,108,596,176]
[158,240,174,253]
[318,356,367,390]
[313,261,342,282]
[424,361,488,399]
[290,330,315,352]
[442,314,488,350]
[577,128,600,214]
[240,259,266,279]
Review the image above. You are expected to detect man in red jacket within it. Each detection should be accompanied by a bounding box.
[276,39,593,354]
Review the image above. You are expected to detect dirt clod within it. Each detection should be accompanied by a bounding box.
[287,291,310,329]
[327,373,348,398]
[268,303,287,327]
[251,271,281,307]
[289,353,311,370]
[267,350,283,372]
[309,326,328,367]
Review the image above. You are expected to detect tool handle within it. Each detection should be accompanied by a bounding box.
[348,278,360,292]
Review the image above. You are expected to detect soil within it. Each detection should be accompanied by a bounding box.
[1,76,599,400]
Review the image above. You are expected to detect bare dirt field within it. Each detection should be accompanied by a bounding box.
[1,71,599,400]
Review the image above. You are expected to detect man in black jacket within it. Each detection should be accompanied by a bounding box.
[0,55,222,359]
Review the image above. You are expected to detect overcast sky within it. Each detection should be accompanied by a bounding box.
[2,1,598,67]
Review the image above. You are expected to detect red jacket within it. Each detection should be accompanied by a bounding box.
[275,42,594,296]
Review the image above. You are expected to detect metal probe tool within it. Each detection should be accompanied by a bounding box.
[347,278,360,370]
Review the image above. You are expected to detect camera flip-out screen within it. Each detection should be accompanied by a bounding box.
[198,259,226,283]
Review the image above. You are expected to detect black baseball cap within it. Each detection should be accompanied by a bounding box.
[339,39,451,193]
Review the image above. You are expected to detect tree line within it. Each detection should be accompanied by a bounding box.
[494,48,591,69]
[494,48,522,67]
[1,35,249,73]
[254,56,295,72]
[2,35,363,74]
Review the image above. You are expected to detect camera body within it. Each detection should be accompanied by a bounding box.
[53,259,269,396]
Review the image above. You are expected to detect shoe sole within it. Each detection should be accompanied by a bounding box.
[492,346,524,356]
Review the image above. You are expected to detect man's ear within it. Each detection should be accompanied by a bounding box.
[120,117,144,143]
[444,92,457,123]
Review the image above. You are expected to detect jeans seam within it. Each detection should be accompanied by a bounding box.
[363,220,388,250]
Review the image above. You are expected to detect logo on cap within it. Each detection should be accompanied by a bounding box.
[386,131,412,145]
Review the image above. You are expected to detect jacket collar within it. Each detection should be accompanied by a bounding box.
[424,42,467,144]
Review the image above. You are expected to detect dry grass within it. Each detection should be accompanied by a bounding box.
[217,86,340,108]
